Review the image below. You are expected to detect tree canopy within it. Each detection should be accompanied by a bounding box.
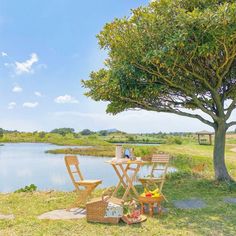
[80,129,94,135]
[83,0,236,129]
[50,128,75,136]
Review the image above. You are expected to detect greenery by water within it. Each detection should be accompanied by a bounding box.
[0,143,176,193]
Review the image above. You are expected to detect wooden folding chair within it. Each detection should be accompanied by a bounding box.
[65,155,102,208]
[139,154,170,202]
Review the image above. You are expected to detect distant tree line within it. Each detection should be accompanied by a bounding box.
[0,127,235,138]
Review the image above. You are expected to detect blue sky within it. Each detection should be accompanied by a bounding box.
[0,0,234,133]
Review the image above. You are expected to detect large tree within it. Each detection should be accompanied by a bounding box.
[83,0,236,181]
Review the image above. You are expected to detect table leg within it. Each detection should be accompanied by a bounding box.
[162,194,168,202]
[141,203,144,214]
[150,203,154,217]
[121,164,140,200]
[157,201,162,216]
[111,164,129,197]
[129,165,141,198]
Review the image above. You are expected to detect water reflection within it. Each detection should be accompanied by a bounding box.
[0,143,176,193]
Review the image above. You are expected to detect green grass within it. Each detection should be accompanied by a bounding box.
[1,177,236,235]
[0,132,110,146]
[46,146,116,157]
[0,131,197,146]
[46,145,159,158]
[158,143,236,177]
[1,142,236,235]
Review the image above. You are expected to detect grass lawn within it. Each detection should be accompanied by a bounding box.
[158,143,236,177]
[1,143,236,235]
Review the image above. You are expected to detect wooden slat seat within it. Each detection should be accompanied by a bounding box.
[76,180,102,185]
[65,155,102,209]
[127,167,138,171]
[139,177,164,182]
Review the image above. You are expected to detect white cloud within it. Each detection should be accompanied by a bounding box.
[15,53,39,75]
[34,91,42,97]
[23,102,39,108]
[1,52,7,57]
[54,94,79,104]
[8,102,16,109]
[12,85,23,93]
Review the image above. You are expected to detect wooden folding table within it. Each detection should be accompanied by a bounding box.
[106,160,148,201]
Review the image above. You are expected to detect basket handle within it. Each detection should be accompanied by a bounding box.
[101,187,113,202]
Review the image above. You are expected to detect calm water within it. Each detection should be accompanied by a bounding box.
[0,143,176,193]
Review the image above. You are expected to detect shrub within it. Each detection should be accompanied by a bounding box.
[166,136,183,145]
[15,184,37,193]
[80,129,93,135]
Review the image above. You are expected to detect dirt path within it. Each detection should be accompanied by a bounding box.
[227,144,236,153]
[231,147,236,153]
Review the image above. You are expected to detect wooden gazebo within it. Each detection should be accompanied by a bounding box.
[196,131,213,145]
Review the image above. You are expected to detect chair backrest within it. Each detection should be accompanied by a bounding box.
[151,153,170,192]
[65,156,84,189]
[152,154,170,163]
[151,154,170,177]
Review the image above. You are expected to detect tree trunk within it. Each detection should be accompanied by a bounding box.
[213,121,232,181]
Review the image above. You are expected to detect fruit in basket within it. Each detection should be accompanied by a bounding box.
[130,210,141,219]
[141,188,160,198]
[145,192,152,197]
[152,193,160,198]
[151,188,159,194]
[140,193,145,197]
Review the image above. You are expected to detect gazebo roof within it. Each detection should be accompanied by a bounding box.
[196,130,213,135]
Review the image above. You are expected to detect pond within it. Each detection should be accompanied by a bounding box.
[0,143,176,193]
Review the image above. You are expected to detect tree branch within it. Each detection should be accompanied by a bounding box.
[225,98,236,120]
[227,121,236,128]
[133,62,219,121]
[119,96,215,127]
[176,63,224,116]
[158,107,215,127]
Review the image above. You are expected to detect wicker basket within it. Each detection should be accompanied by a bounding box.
[86,195,123,224]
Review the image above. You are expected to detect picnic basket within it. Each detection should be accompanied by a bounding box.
[86,195,123,224]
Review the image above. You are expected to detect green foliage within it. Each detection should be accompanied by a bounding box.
[166,136,183,145]
[104,132,169,144]
[128,136,134,142]
[133,146,158,158]
[83,0,236,114]
[46,146,115,157]
[38,131,46,139]
[225,180,236,192]
[88,135,97,140]
[80,129,93,135]
[0,129,3,139]
[167,170,192,180]
[14,184,37,193]
[50,128,75,136]
[99,130,108,136]
[0,130,110,146]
